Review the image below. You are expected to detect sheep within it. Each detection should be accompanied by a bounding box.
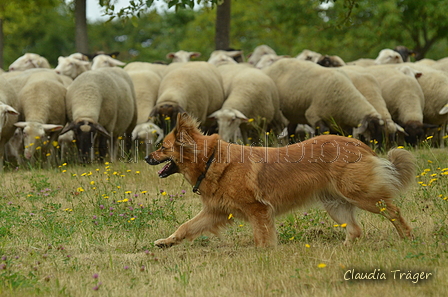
[362,65,429,146]
[60,67,137,163]
[207,50,241,66]
[10,70,66,162]
[55,56,91,79]
[131,122,164,155]
[393,46,415,62]
[341,66,397,145]
[394,63,448,147]
[374,49,404,65]
[166,50,201,63]
[346,58,375,67]
[150,62,225,134]
[8,53,51,71]
[208,63,286,143]
[125,69,163,153]
[296,49,322,63]
[247,45,276,66]
[255,54,288,69]
[5,128,23,167]
[0,76,20,170]
[123,62,168,79]
[262,58,385,146]
[317,55,346,67]
[91,54,126,70]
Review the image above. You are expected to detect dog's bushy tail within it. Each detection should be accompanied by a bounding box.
[388,148,416,192]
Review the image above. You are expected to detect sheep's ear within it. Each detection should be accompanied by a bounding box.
[439,104,448,115]
[42,124,64,132]
[14,122,28,129]
[422,123,438,131]
[190,52,201,59]
[208,111,219,119]
[109,58,125,67]
[60,121,77,135]
[166,53,175,59]
[2,105,19,116]
[93,123,111,137]
[233,109,248,121]
[356,119,368,134]
[395,123,409,136]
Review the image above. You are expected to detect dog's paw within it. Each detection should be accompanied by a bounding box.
[154,238,175,249]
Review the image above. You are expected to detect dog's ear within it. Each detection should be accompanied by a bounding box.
[175,112,201,138]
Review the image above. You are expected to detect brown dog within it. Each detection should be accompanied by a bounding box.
[146,113,415,248]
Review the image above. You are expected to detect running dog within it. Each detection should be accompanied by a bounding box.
[146,113,415,248]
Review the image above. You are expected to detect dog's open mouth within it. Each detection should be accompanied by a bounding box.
[157,160,179,178]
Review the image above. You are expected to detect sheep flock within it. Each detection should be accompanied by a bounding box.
[1,45,447,169]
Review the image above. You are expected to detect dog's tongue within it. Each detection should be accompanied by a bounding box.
[158,162,171,176]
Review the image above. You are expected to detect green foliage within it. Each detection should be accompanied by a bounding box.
[2,0,448,70]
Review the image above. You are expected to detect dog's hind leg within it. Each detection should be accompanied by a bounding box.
[245,204,277,247]
[320,193,362,245]
[351,198,412,240]
[154,208,229,248]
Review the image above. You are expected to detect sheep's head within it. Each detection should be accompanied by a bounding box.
[402,121,438,146]
[167,50,201,63]
[14,122,63,159]
[356,115,386,149]
[55,56,91,79]
[374,49,404,65]
[91,54,126,70]
[150,104,186,135]
[207,50,239,66]
[208,109,248,142]
[9,53,43,71]
[60,120,110,163]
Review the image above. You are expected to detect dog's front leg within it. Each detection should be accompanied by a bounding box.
[154,208,229,248]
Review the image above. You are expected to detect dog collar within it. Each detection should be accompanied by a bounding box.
[192,150,215,195]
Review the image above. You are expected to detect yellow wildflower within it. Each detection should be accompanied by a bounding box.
[228,213,233,220]
[317,263,327,268]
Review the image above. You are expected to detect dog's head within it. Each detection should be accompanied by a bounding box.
[145,112,203,178]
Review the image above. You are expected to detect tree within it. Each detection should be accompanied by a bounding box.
[75,0,88,53]
[0,0,58,68]
[215,0,230,50]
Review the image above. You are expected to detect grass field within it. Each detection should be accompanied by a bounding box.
[0,144,447,297]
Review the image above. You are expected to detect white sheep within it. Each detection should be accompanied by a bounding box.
[8,53,51,71]
[394,63,448,147]
[346,58,375,67]
[341,66,397,144]
[60,67,137,163]
[255,54,288,69]
[166,50,201,63]
[150,62,225,133]
[262,58,385,145]
[125,69,163,153]
[131,122,164,154]
[0,76,20,170]
[207,50,241,66]
[374,49,404,65]
[247,45,277,66]
[296,49,322,63]
[317,55,346,67]
[91,54,126,70]
[10,70,66,161]
[208,63,286,143]
[123,62,168,79]
[55,56,91,79]
[363,65,428,146]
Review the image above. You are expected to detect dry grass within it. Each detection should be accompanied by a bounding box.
[0,146,447,297]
